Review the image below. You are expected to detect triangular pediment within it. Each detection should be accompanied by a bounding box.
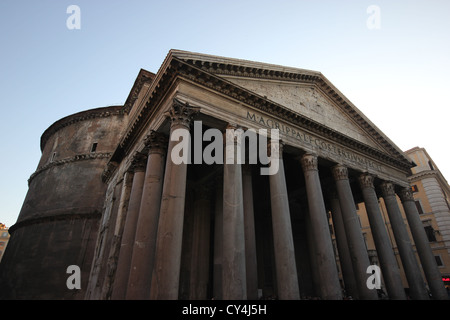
[220,76,383,151]
[118,49,413,172]
[169,50,411,167]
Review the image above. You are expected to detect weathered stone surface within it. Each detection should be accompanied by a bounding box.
[5,50,437,302]
[0,105,127,300]
[223,77,381,150]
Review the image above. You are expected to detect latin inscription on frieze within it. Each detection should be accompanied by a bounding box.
[245,111,384,173]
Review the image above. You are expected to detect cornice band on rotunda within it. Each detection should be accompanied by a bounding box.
[40,105,125,153]
[29,152,112,186]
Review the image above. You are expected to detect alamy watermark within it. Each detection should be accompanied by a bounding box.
[366,5,381,30]
[170,121,281,176]
[66,5,81,30]
[65,263,382,293]
[66,265,81,290]
[366,264,382,290]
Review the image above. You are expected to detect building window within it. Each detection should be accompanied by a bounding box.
[411,185,419,193]
[363,233,368,250]
[424,226,437,242]
[415,200,424,214]
[50,152,57,162]
[442,189,450,211]
[435,255,444,267]
[91,143,98,153]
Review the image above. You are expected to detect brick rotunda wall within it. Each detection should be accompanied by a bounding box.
[0,105,127,299]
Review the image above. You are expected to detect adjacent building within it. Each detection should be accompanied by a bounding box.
[331,147,450,297]
[405,147,450,287]
[0,224,9,263]
[0,50,447,300]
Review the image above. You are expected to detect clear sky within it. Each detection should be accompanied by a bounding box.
[0,0,449,227]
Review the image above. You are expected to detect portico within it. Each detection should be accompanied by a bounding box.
[87,50,448,300]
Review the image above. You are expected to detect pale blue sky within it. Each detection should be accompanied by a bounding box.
[1,0,449,227]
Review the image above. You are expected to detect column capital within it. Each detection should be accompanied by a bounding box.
[331,164,348,181]
[300,153,318,172]
[167,99,200,128]
[143,131,168,154]
[129,151,147,172]
[267,139,284,159]
[102,161,118,183]
[358,173,375,189]
[380,181,396,197]
[223,124,243,145]
[398,187,415,202]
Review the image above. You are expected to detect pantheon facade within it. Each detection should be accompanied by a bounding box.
[0,50,447,300]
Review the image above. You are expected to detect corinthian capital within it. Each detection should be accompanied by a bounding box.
[398,187,414,202]
[168,99,200,128]
[331,164,348,181]
[223,124,243,145]
[358,173,375,189]
[300,153,318,172]
[129,151,147,172]
[144,131,168,154]
[267,139,284,159]
[380,181,396,197]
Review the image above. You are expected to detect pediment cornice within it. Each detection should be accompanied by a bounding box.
[123,69,156,114]
[114,50,413,172]
[174,52,406,160]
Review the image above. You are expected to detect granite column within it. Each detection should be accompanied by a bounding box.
[399,187,448,300]
[358,174,406,300]
[268,141,300,299]
[150,101,199,299]
[380,181,429,300]
[111,152,147,299]
[126,131,167,299]
[300,154,342,300]
[332,165,378,300]
[222,125,247,300]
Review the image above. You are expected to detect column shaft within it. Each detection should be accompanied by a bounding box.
[213,179,223,300]
[189,187,212,300]
[332,165,378,300]
[242,165,258,300]
[150,101,199,300]
[222,125,247,300]
[301,154,342,300]
[329,195,359,299]
[101,171,134,299]
[380,182,429,300]
[268,143,300,300]
[399,187,448,300]
[358,174,406,300]
[126,132,167,299]
[111,153,147,299]
[304,210,321,297]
